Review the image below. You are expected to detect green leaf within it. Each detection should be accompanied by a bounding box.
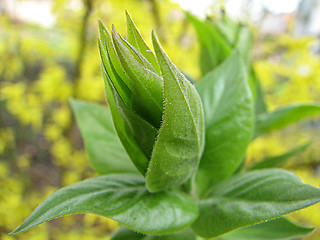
[117,30,156,74]
[111,227,196,240]
[210,14,239,46]
[70,99,137,174]
[99,29,131,107]
[249,141,311,170]
[254,104,320,138]
[111,227,145,240]
[195,52,254,193]
[222,217,314,240]
[208,16,252,66]
[111,26,164,128]
[146,32,205,192]
[99,23,161,173]
[99,21,132,93]
[186,13,231,76]
[234,25,253,66]
[101,66,150,175]
[11,174,198,236]
[191,169,320,238]
[181,70,195,84]
[251,70,268,116]
[125,11,161,75]
[107,73,158,160]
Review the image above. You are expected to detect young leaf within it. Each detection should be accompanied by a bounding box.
[106,71,158,159]
[70,99,137,174]
[191,169,320,238]
[195,52,254,193]
[101,66,150,174]
[125,11,161,74]
[99,21,132,92]
[254,104,320,138]
[146,32,205,192]
[221,217,314,240]
[117,31,156,74]
[234,25,253,66]
[112,27,164,128]
[11,174,198,236]
[111,227,196,240]
[251,70,268,116]
[99,35,131,107]
[186,13,231,76]
[249,141,311,170]
[210,14,239,46]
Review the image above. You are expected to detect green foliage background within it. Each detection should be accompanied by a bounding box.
[0,0,319,239]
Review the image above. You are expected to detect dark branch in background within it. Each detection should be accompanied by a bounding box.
[72,0,93,97]
[67,0,93,147]
[178,17,189,45]
[146,0,166,42]
[289,161,320,172]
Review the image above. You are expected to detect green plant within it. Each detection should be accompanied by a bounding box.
[11,12,320,240]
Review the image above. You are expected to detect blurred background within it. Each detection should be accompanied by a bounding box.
[1,0,320,239]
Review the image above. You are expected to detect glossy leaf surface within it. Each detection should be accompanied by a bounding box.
[11,174,198,235]
[195,52,254,191]
[70,99,137,174]
[222,217,314,240]
[146,32,205,192]
[111,227,196,240]
[254,104,320,137]
[192,169,320,238]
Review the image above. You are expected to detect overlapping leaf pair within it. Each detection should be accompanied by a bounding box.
[98,11,204,192]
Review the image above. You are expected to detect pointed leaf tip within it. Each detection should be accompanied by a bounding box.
[98,20,107,34]
[151,30,159,47]
[125,10,132,20]
[11,174,198,235]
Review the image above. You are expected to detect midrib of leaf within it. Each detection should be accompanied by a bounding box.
[129,25,145,59]
[199,61,245,128]
[194,211,313,240]
[200,197,320,205]
[15,188,147,235]
[132,67,163,111]
[206,173,294,198]
[202,171,320,204]
[204,82,226,128]
[209,175,284,198]
[125,11,160,75]
[119,33,156,73]
[17,184,147,225]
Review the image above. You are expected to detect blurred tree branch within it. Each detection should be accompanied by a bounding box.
[146,0,165,42]
[72,0,93,97]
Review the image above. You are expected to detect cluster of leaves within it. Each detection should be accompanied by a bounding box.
[9,11,320,240]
